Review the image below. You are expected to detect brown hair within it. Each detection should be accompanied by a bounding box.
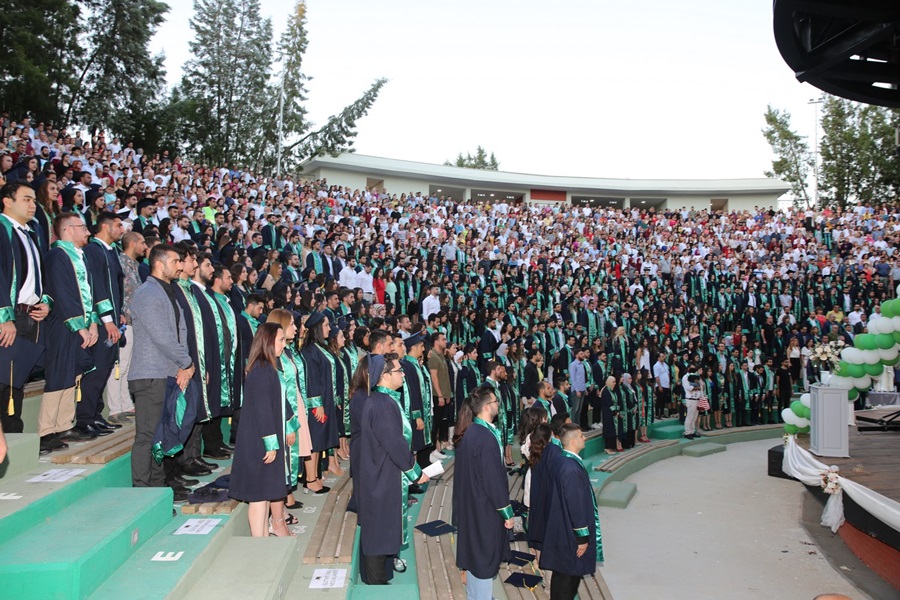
[528,423,552,467]
[246,322,283,374]
[267,308,294,331]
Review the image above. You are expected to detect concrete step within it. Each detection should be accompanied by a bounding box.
[682,442,727,458]
[597,481,637,509]
[649,422,685,440]
[0,454,132,544]
[0,433,40,480]
[0,486,174,599]
[89,505,247,600]
[184,536,299,600]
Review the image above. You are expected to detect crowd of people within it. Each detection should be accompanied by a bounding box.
[2,116,899,598]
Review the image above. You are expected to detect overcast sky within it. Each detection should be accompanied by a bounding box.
[150,0,824,181]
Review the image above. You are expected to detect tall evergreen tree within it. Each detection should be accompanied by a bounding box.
[64,0,169,133]
[761,105,814,208]
[445,146,500,170]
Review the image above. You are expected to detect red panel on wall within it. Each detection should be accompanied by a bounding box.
[530,189,566,202]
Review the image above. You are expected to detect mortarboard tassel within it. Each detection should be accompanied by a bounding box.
[75,377,82,403]
[8,362,13,415]
[114,360,120,381]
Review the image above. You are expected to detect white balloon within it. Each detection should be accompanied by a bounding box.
[880,318,897,334]
[841,348,862,363]
[782,408,803,426]
[878,347,899,361]
[862,350,881,365]
[828,376,854,390]
[852,375,872,389]
[800,393,811,407]
[869,319,884,334]
[795,416,810,428]
[891,315,900,331]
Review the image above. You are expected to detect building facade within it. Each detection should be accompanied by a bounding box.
[302,154,790,212]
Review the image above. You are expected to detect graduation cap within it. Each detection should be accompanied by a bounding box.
[414,520,457,537]
[504,573,542,590]
[508,550,536,568]
[305,311,325,329]
[136,198,155,212]
[403,330,426,350]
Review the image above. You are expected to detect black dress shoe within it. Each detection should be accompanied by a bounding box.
[220,442,234,451]
[48,436,68,450]
[78,423,113,437]
[202,449,231,460]
[171,474,199,487]
[181,462,212,476]
[58,427,97,441]
[94,417,123,430]
[196,457,218,470]
[39,435,56,454]
[408,484,426,495]
[171,485,189,503]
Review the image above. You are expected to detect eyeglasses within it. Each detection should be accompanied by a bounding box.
[386,368,404,375]
[66,224,88,230]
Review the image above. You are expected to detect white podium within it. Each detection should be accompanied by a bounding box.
[809,385,849,458]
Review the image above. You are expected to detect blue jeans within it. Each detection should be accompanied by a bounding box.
[569,390,584,422]
[466,573,494,600]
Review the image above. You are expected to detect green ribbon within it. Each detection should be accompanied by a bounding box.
[375,384,418,547]
[177,280,209,416]
[280,349,302,484]
[52,240,97,331]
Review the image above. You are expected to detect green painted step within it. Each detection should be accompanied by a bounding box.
[682,442,727,457]
[0,454,132,545]
[0,433,40,480]
[649,423,685,440]
[0,486,174,600]
[597,481,637,509]
[89,508,245,600]
[184,536,299,600]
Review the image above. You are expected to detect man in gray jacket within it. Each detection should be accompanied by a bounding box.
[128,244,195,498]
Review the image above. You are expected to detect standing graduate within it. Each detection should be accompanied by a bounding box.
[527,419,563,555]
[539,422,603,600]
[454,343,480,413]
[38,212,99,451]
[599,376,621,455]
[77,211,125,436]
[356,353,428,584]
[452,384,514,600]
[299,311,340,490]
[229,322,296,537]
[401,331,433,469]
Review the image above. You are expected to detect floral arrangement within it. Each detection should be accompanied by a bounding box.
[821,466,841,495]
[811,339,846,371]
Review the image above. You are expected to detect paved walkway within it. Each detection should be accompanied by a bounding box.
[599,439,868,600]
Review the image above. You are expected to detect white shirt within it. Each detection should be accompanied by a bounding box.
[356,270,374,294]
[2,214,40,305]
[338,266,359,289]
[422,294,441,320]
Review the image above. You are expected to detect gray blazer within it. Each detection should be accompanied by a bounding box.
[128,277,192,381]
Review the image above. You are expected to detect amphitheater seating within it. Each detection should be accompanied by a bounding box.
[301,472,356,565]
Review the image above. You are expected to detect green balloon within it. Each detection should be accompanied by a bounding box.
[784,424,799,434]
[798,426,811,434]
[848,388,859,400]
[837,361,854,377]
[790,400,804,415]
[864,362,884,376]
[847,363,867,378]
[801,406,811,420]
[884,356,900,366]
[883,302,895,318]
[876,334,895,350]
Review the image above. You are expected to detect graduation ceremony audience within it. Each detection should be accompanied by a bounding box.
[2,113,899,590]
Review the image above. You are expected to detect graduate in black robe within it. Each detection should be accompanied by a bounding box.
[299,312,339,486]
[401,331,432,467]
[454,344,480,413]
[527,428,563,552]
[477,317,500,374]
[540,423,602,600]
[356,354,426,585]
[452,384,514,593]
[599,376,621,453]
[229,323,295,537]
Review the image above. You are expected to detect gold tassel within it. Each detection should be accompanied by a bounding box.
[228,417,232,425]
[7,362,13,415]
[114,361,120,381]
[75,377,82,403]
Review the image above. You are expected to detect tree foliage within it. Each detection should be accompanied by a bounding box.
[762,105,814,208]
[445,146,500,170]
[763,99,900,209]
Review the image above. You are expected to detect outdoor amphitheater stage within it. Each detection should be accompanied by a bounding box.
[794,408,900,592]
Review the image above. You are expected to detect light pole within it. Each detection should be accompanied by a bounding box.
[808,96,824,209]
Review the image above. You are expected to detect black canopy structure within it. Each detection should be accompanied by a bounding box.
[773,1,900,107]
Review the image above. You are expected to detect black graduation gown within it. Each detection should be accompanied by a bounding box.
[452,421,513,580]
[299,343,339,451]
[539,452,598,576]
[599,386,618,450]
[43,247,94,392]
[173,281,216,421]
[229,363,293,502]
[478,329,499,372]
[183,283,224,416]
[83,241,124,369]
[454,364,479,412]
[356,390,419,556]
[527,441,562,551]
[401,358,428,452]
[348,387,367,478]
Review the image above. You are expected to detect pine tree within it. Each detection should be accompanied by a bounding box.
[761,106,814,208]
[444,145,501,170]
